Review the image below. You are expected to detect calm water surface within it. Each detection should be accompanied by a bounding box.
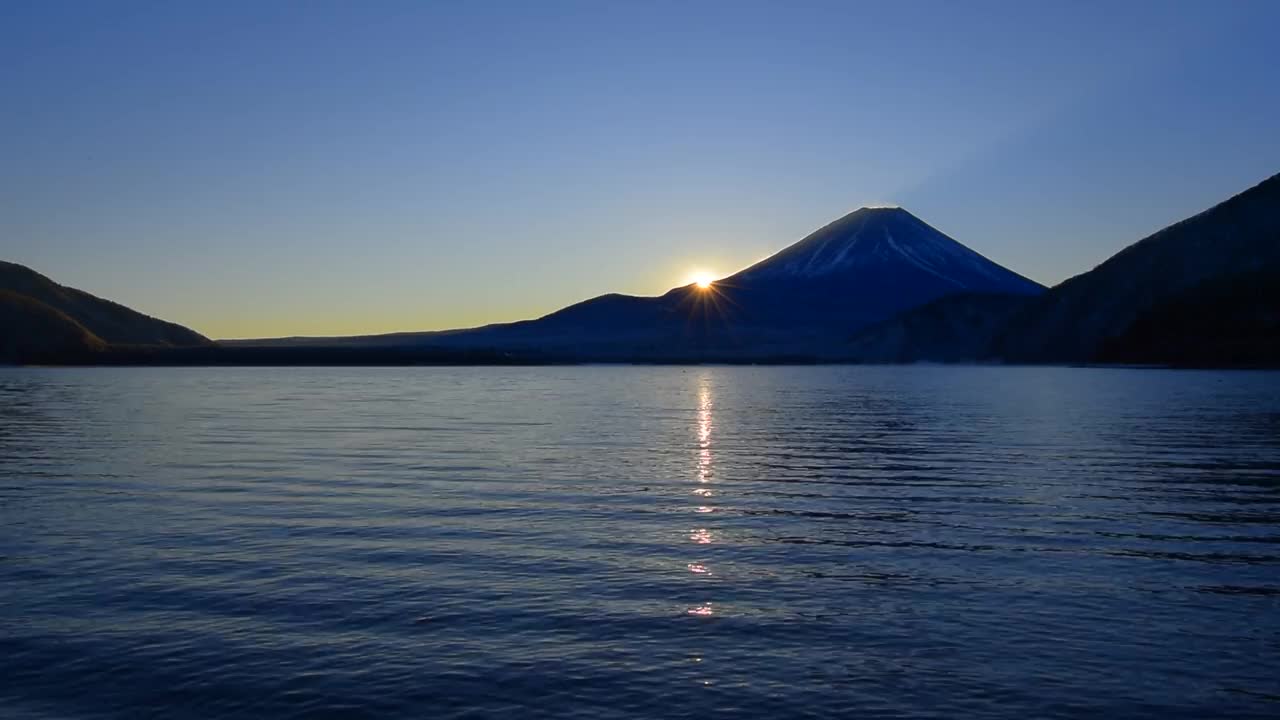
[1,366,1278,719]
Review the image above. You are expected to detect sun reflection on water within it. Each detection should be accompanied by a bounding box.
[686,371,716,620]
[685,375,718,679]
[696,379,713,485]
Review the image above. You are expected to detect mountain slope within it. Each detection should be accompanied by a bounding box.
[0,261,209,347]
[994,172,1280,363]
[845,292,1034,363]
[521,206,1043,338]
[0,290,106,362]
[278,206,1042,359]
[701,206,1044,334]
[1095,264,1280,367]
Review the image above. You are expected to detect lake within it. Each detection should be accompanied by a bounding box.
[1,366,1278,719]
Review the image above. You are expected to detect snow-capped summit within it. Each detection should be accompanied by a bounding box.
[735,206,1042,295]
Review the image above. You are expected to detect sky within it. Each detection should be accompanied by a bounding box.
[2,0,1278,339]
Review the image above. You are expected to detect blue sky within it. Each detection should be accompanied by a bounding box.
[3,0,1278,338]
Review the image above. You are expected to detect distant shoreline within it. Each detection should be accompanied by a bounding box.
[9,346,1277,370]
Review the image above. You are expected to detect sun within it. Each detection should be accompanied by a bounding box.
[688,271,717,290]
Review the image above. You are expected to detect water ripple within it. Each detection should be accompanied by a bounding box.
[1,365,1279,719]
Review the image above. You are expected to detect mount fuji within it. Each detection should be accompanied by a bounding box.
[705,206,1042,330]
[312,206,1044,360]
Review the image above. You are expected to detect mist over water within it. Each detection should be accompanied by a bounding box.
[1,366,1278,719]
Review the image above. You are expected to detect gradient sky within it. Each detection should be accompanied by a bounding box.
[3,0,1278,339]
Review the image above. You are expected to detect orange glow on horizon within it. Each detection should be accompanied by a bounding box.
[688,271,718,289]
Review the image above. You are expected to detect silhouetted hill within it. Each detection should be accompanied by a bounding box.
[1096,265,1280,367]
[0,261,209,363]
[248,207,1042,360]
[0,290,106,362]
[1,261,209,347]
[21,172,1275,367]
[846,293,1034,363]
[993,172,1280,363]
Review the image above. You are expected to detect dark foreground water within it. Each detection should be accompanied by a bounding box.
[1,366,1278,719]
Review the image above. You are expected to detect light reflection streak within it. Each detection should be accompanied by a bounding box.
[686,374,717,633]
[689,528,713,544]
[696,377,713,485]
[687,603,714,616]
